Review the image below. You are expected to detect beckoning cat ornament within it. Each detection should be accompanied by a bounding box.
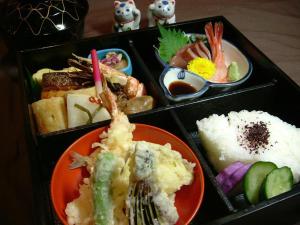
[148,0,176,27]
[113,0,141,32]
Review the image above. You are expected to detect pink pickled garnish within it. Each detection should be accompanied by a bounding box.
[100,54,120,66]
[91,49,103,96]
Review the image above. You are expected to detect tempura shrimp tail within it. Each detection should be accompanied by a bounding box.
[99,86,135,159]
[100,86,119,118]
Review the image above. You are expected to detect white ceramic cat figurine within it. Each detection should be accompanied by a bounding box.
[148,0,176,27]
[114,0,141,32]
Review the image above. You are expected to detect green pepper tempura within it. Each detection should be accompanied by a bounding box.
[93,152,117,225]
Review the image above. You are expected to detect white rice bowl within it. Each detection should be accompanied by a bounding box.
[196,110,300,182]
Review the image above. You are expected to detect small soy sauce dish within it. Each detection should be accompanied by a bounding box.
[159,67,210,102]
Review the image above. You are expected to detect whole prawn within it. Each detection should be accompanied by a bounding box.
[205,22,228,83]
[99,80,135,160]
[69,54,146,99]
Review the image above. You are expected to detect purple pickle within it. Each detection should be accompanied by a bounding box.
[216,161,244,186]
[222,163,252,194]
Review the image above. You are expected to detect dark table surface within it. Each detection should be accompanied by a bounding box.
[0,0,299,225]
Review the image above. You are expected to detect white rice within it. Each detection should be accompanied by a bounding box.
[196,110,300,182]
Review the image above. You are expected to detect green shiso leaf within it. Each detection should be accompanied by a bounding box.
[157,24,190,63]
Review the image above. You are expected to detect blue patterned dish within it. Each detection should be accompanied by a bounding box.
[88,48,132,75]
[159,67,210,102]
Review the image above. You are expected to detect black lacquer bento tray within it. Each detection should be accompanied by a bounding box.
[17,16,300,225]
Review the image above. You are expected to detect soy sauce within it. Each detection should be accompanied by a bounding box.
[169,81,197,95]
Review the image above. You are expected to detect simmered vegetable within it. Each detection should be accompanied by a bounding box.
[123,96,154,115]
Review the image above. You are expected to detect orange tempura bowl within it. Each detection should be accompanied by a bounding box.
[51,124,205,225]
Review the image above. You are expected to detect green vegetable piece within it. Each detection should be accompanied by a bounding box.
[93,152,117,225]
[158,24,190,63]
[74,103,102,125]
[261,166,293,200]
[243,161,277,204]
[228,61,241,82]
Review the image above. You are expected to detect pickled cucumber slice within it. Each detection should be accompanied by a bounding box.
[243,161,277,204]
[261,166,293,200]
